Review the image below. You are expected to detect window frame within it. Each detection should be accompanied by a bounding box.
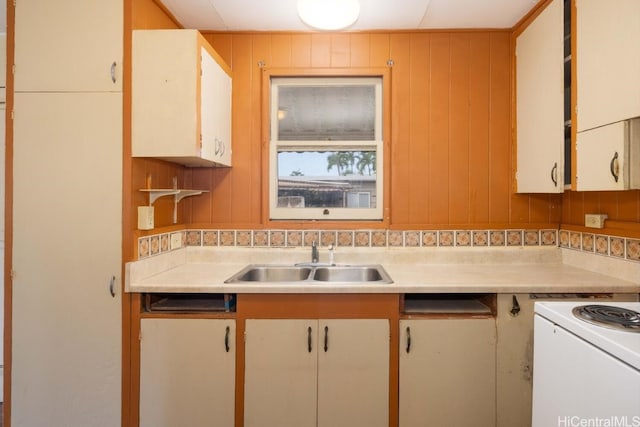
[268,75,384,221]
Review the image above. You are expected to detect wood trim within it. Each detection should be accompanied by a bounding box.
[181,222,561,231]
[150,0,183,29]
[237,293,398,318]
[3,0,15,424]
[122,1,134,426]
[570,0,577,190]
[511,0,556,37]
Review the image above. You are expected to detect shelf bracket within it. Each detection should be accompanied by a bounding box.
[139,189,208,223]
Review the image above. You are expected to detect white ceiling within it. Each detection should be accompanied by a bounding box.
[160,0,539,32]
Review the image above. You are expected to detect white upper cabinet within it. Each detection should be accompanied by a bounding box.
[576,0,640,132]
[132,29,232,167]
[14,0,122,92]
[576,119,640,190]
[515,0,565,193]
[201,49,232,166]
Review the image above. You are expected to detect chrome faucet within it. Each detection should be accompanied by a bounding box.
[311,240,319,264]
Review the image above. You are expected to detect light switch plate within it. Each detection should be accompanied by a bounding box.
[170,232,182,250]
[585,214,607,228]
[137,206,154,230]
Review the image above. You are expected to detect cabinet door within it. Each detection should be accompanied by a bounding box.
[576,0,640,132]
[200,48,218,163]
[576,121,633,190]
[200,48,232,166]
[12,92,122,426]
[317,319,389,427]
[515,0,565,193]
[244,319,318,427]
[214,62,232,166]
[399,318,496,427]
[140,318,235,427]
[132,30,199,162]
[14,0,122,92]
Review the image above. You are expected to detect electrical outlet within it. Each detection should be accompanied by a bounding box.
[585,214,608,229]
[170,232,183,250]
[137,206,154,230]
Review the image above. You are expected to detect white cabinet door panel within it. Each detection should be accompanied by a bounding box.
[317,319,389,427]
[12,92,122,426]
[140,319,235,427]
[516,0,564,193]
[576,121,631,190]
[576,0,640,131]
[14,0,122,92]
[399,318,496,427]
[244,319,318,427]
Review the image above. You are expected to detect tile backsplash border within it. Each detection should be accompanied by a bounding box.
[137,228,640,263]
[138,228,554,259]
[559,229,640,262]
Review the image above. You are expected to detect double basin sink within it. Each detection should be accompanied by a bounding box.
[225,264,393,285]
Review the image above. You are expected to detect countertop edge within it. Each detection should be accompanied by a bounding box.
[126,247,640,294]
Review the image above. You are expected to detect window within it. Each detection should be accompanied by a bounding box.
[270,77,383,220]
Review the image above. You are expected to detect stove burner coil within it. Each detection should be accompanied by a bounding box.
[572,305,640,332]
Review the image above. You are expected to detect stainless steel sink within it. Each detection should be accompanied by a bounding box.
[224,264,392,284]
[229,266,312,282]
[312,266,388,282]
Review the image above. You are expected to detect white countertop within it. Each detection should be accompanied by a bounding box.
[125,246,640,294]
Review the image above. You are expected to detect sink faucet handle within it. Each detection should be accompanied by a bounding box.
[328,244,335,265]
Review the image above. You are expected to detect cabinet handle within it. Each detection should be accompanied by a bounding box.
[323,326,329,352]
[308,326,312,353]
[550,162,558,187]
[510,295,521,317]
[109,275,116,298]
[610,152,619,183]
[405,326,411,353]
[110,61,117,84]
[215,138,220,155]
[224,326,230,352]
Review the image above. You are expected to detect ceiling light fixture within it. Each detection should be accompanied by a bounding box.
[297,0,361,31]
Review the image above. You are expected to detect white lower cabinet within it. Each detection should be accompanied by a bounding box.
[244,319,390,427]
[399,318,496,427]
[139,318,235,427]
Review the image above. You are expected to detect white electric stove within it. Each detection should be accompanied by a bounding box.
[532,301,640,427]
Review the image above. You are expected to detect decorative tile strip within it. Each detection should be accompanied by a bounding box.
[134,228,636,264]
[559,230,640,263]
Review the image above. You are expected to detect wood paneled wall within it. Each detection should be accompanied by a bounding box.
[182,31,561,229]
[562,190,640,231]
[131,1,640,232]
